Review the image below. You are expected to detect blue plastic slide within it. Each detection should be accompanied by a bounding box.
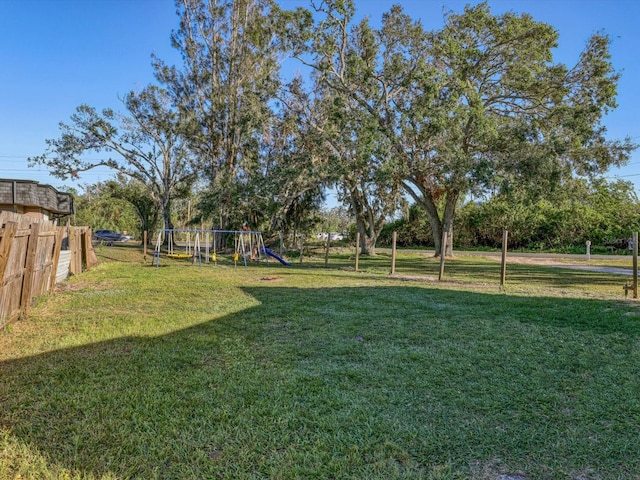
[261,247,291,266]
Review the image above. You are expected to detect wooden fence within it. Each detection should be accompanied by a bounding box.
[0,212,97,328]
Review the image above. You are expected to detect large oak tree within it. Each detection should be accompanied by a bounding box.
[292,1,635,256]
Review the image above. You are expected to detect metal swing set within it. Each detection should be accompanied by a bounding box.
[152,229,268,267]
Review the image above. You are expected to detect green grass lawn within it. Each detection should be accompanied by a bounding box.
[1,245,639,479]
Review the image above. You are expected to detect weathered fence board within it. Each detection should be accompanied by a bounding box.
[0,221,17,280]
[0,212,97,328]
[20,221,40,318]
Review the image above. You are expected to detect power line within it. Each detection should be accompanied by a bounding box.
[0,168,113,177]
[607,173,640,178]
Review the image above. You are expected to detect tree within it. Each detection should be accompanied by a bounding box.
[405,4,636,255]
[455,177,640,250]
[70,183,140,236]
[282,3,405,255]
[102,174,161,241]
[291,1,635,256]
[28,86,197,235]
[153,0,286,229]
[260,94,327,240]
[289,1,443,253]
[325,93,404,255]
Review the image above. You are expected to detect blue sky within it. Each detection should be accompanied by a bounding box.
[2,0,640,199]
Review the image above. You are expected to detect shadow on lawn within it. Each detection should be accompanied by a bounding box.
[1,286,640,479]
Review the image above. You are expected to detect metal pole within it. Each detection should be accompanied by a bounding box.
[205,231,210,264]
[240,233,247,267]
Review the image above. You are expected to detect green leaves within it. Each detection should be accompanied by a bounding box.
[28,0,636,259]
[28,86,196,233]
[156,0,292,229]
[293,1,634,256]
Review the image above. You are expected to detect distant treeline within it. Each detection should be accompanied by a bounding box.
[379,179,640,252]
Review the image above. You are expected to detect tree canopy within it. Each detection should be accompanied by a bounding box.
[28,86,196,233]
[30,0,636,253]
[153,0,287,229]
[290,1,636,255]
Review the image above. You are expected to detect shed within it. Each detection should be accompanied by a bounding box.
[0,178,74,221]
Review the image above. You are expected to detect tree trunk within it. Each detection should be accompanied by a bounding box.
[416,191,443,257]
[403,182,459,257]
[362,236,377,256]
[442,192,458,257]
[162,199,174,246]
[353,208,378,255]
[357,224,377,256]
[347,187,384,256]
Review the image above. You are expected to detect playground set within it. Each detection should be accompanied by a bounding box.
[152,229,290,267]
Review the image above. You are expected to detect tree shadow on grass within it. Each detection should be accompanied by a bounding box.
[1,286,640,479]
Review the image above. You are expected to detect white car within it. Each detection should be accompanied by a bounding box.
[316,232,344,241]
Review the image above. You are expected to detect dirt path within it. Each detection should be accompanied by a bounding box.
[506,258,633,276]
[377,248,635,276]
[479,253,634,276]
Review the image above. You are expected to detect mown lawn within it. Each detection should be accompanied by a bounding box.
[1,245,639,479]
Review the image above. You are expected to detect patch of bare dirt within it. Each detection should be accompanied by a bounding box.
[389,274,437,282]
[480,255,564,266]
[260,275,283,281]
[469,459,531,480]
[482,255,633,275]
[54,281,92,293]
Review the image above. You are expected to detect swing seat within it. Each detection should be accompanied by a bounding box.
[167,253,192,259]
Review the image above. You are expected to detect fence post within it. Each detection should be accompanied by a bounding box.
[299,236,303,264]
[633,232,638,299]
[438,231,447,281]
[391,231,397,275]
[586,240,591,262]
[324,233,331,268]
[82,228,91,271]
[0,221,18,326]
[501,230,509,288]
[69,227,78,275]
[20,222,40,318]
[355,232,360,272]
[86,230,98,268]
